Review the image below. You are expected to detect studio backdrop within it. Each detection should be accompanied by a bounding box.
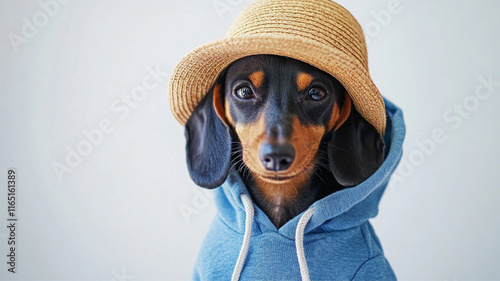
[1,0,499,280]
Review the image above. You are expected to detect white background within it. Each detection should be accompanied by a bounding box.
[1,0,499,280]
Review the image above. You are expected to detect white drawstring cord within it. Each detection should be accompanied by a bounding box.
[296,207,315,281]
[231,194,254,281]
[231,195,314,281]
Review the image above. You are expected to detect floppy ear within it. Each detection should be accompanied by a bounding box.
[328,96,385,187]
[185,78,231,189]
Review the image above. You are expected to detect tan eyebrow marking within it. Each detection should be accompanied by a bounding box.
[248,71,264,88]
[297,72,314,91]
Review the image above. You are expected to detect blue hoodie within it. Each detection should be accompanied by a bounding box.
[193,98,405,280]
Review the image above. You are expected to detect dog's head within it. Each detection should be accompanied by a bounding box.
[185,55,384,192]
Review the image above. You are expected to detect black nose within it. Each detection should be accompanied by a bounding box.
[259,142,295,171]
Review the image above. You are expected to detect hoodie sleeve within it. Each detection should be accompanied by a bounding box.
[351,255,397,281]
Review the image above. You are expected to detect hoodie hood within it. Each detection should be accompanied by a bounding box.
[215,98,405,238]
[193,98,405,281]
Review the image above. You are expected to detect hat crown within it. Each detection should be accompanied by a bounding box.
[227,0,368,70]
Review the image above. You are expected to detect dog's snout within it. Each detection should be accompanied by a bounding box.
[259,142,295,171]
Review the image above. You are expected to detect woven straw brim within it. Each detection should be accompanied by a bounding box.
[169,34,386,135]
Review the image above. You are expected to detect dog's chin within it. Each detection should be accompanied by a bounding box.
[248,167,310,185]
[260,174,296,183]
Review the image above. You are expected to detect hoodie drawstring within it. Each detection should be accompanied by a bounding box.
[296,207,315,281]
[232,194,315,281]
[231,194,254,281]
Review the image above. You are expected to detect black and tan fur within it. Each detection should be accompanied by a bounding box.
[185,55,385,228]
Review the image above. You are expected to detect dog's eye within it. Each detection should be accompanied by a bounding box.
[308,87,326,101]
[234,86,255,100]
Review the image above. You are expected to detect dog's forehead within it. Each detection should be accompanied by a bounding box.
[226,55,322,82]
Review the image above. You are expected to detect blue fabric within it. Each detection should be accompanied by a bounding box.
[193,98,405,280]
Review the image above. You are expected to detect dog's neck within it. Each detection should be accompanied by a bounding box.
[251,174,314,228]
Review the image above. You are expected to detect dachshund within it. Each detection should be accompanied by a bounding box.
[185,55,385,228]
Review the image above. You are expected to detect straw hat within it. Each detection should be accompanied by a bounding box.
[169,0,386,135]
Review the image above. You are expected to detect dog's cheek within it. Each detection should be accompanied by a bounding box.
[290,118,325,168]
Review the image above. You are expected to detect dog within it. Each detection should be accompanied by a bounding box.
[170,1,403,278]
[185,54,385,228]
